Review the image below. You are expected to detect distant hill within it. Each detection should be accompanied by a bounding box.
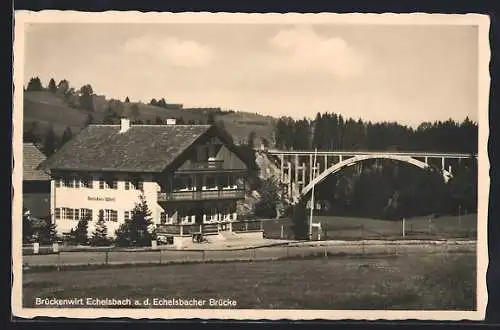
[22,90,276,147]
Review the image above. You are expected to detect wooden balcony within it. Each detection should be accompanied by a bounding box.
[156,220,263,237]
[157,189,245,202]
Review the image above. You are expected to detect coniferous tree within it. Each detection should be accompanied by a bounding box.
[72,214,90,245]
[24,122,41,144]
[125,96,130,103]
[48,78,57,92]
[247,130,256,149]
[291,199,309,240]
[157,98,167,108]
[60,126,73,147]
[38,220,58,245]
[23,209,34,244]
[115,195,155,247]
[26,77,43,91]
[57,79,70,95]
[79,84,94,111]
[90,211,110,246]
[42,126,58,156]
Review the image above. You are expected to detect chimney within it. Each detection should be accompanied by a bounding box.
[166,118,177,125]
[120,118,130,133]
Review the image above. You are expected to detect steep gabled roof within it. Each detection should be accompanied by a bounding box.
[40,124,214,173]
[23,143,51,181]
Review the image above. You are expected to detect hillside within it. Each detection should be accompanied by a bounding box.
[23,90,276,147]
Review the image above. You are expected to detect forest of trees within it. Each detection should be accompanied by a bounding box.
[275,112,478,154]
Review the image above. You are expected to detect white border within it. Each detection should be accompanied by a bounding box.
[12,11,490,321]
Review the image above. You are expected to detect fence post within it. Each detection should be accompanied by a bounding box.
[402,218,406,239]
[280,225,284,239]
[324,246,327,258]
[286,246,290,258]
[33,242,39,254]
[159,249,162,264]
[245,222,248,232]
[202,250,205,263]
[105,250,109,265]
[57,251,61,270]
[53,242,59,253]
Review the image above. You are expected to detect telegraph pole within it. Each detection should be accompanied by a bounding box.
[309,148,317,241]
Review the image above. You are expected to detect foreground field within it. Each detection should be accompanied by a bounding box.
[23,250,476,310]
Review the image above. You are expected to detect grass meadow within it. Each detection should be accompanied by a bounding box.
[263,213,477,240]
[23,250,476,310]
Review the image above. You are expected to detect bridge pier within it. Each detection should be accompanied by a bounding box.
[309,154,313,183]
[279,154,284,182]
[294,154,299,185]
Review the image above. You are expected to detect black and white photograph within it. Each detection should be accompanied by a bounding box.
[12,11,490,320]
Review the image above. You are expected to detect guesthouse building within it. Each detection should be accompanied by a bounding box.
[39,119,259,245]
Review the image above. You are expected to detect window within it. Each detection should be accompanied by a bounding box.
[80,208,93,221]
[205,176,217,189]
[55,208,61,219]
[100,209,118,222]
[63,178,74,188]
[124,181,130,190]
[74,209,80,221]
[136,180,144,192]
[61,207,69,220]
[109,210,118,222]
[110,179,118,190]
[124,211,130,221]
[55,178,62,188]
[99,180,105,189]
[173,175,193,191]
[81,177,93,188]
[160,212,166,224]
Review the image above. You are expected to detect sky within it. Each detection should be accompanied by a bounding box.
[23,23,479,127]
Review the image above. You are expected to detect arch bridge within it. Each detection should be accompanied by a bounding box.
[261,149,477,203]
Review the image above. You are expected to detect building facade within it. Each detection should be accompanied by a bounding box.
[23,143,51,220]
[39,119,250,241]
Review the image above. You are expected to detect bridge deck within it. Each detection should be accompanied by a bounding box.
[263,149,475,158]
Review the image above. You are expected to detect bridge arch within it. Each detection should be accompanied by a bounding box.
[300,154,452,198]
